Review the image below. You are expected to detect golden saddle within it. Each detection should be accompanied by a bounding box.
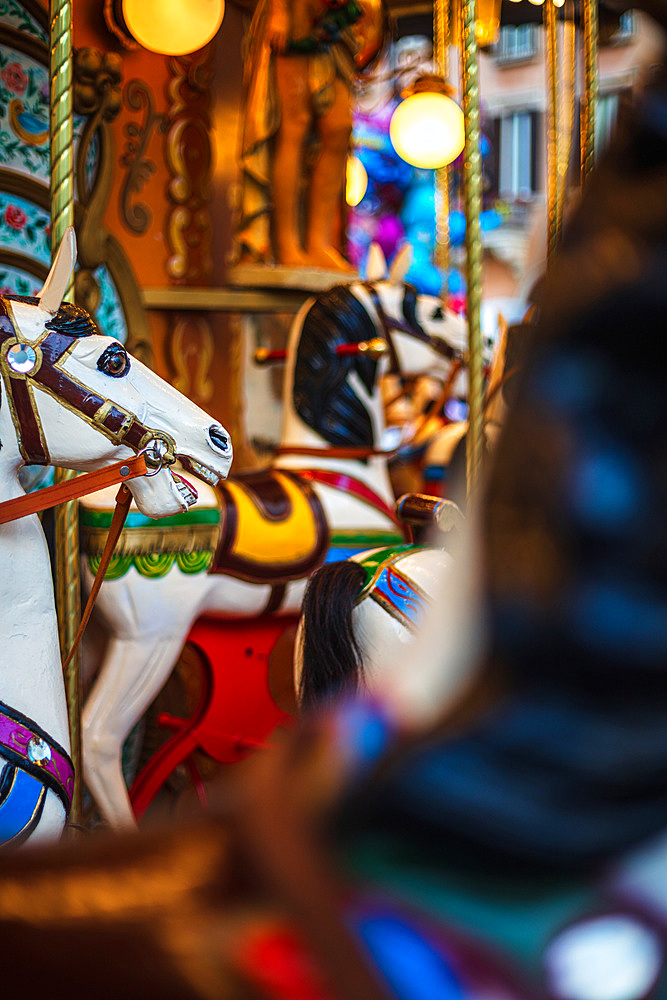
[212,469,329,583]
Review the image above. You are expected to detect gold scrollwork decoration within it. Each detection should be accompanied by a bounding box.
[165,50,214,285]
[168,313,215,405]
[120,79,166,235]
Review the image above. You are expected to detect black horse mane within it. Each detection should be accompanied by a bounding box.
[293,284,379,448]
[299,559,367,710]
[402,284,426,339]
[4,295,98,339]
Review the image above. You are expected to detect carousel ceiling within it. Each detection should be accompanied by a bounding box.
[226,1,664,43]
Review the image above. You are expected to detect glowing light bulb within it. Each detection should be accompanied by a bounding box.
[390,92,465,170]
[476,0,501,46]
[122,0,225,55]
[346,156,368,207]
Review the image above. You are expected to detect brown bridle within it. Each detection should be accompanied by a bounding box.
[361,281,464,378]
[0,296,177,468]
[0,295,187,670]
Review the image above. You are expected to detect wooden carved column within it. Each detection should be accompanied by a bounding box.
[164,48,252,465]
[164,49,220,426]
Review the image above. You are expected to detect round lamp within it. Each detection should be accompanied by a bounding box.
[390,76,464,170]
[122,0,225,55]
[475,0,501,46]
[346,155,368,207]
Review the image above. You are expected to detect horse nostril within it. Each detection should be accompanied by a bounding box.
[208,425,231,454]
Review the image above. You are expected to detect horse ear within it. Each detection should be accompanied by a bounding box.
[366,242,387,282]
[38,227,76,315]
[388,243,413,285]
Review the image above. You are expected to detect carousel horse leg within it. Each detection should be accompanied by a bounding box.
[82,634,187,829]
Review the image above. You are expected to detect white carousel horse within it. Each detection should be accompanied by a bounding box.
[295,540,453,709]
[81,244,468,828]
[0,229,232,846]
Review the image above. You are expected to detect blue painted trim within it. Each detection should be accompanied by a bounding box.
[0,765,46,845]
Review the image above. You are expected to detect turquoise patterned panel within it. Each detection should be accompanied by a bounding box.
[0,261,41,297]
[94,265,128,344]
[0,191,49,264]
[0,1,47,45]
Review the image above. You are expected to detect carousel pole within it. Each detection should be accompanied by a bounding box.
[560,7,576,206]
[50,0,82,826]
[434,0,450,284]
[545,0,561,263]
[581,0,599,186]
[458,0,485,499]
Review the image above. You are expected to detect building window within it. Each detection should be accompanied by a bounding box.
[596,92,620,153]
[499,111,537,198]
[496,24,538,65]
[613,10,636,43]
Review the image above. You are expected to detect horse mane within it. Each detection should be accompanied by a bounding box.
[402,283,426,339]
[299,559,367,709]
[293,284,380,448]
[45,302,99,338]
[4,296,98,339]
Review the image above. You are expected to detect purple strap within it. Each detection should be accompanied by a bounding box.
[0,703,74,815]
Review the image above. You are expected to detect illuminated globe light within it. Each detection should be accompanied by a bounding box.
[390,79,465,170]
[476,0,501,46]
[346,155,368,207]
[122,0,225,55]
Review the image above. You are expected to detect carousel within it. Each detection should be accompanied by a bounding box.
[0,0,665,998]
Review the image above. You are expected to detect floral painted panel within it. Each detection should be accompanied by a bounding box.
[94,265,128,344]
[0,45,49,178]
[0,261,42,297]
[0,45,90,183]
[0,191,50,264]
[0,0,47,44]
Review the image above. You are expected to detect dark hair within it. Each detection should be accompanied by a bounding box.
[4,297,98,339]
[299,559,367,710]
[293,285,379,448]
[45,301,99,338]
[401,283,426,339]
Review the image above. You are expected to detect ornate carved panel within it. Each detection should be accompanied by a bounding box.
[165,49,214,285]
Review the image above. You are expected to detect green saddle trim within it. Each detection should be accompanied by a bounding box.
[88,550,213,581]
[357,544,416,591]
[80,506,220,530]
[329,530,405,547]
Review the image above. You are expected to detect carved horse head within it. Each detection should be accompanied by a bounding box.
[0,230,232,517]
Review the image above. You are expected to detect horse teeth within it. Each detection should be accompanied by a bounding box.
[186,460,220,487]
[174,478,197,506]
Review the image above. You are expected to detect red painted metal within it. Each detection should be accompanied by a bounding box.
[130,615,297,819]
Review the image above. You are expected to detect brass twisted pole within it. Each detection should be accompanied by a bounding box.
[545,0,561,264]
[559,11,576,209]
[459,0,484,499]
[434,0,450,282]
[581,0,599,186]
[50,0,82,826]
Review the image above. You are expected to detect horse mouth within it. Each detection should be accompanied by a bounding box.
[178,457,223,488]
[171,471,199,507]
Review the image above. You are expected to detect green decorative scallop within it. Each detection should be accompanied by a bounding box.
[87,553,134,581]
[133,552,176,578]
[176,551,213,574]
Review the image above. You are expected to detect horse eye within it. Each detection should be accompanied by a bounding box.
[97,343,130,378]
[431,305,444,320]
